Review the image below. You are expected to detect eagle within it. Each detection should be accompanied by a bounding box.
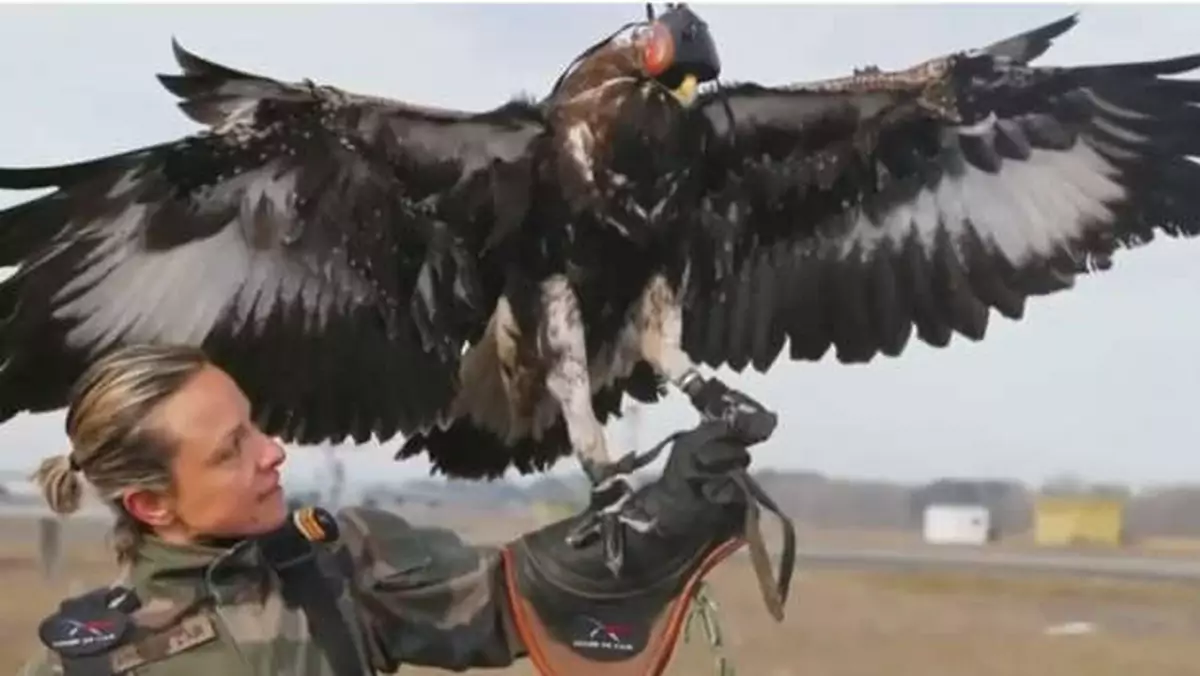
[0,6,1198,491]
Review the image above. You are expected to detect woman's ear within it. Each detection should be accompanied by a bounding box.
[121,488,176,530]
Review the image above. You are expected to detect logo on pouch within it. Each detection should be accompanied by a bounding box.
[570,614,639,657]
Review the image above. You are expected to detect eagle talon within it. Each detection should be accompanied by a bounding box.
[566,453,651,571]
[580,449,642,492]
[564,481,655,578]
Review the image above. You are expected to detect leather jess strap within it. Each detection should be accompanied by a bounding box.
[734,470,795,621]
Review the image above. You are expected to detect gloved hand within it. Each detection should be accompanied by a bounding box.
[500,420,795,676]
[683,373,779,445]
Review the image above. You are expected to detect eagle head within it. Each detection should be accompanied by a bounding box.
[548,3,721,108]
[638,3,721,106]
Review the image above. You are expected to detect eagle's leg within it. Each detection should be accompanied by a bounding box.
[539,275,625,493]
[635,274,778,443]
[631,273,700,391]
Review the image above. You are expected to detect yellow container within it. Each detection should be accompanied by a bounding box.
[1033,496,1125,547]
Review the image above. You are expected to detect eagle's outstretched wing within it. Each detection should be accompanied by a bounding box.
[683,15,1200,373]
[0,41,545,444]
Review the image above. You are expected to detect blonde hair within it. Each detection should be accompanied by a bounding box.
[32,343,211,563]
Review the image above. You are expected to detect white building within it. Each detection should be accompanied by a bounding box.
[922,504,993,545]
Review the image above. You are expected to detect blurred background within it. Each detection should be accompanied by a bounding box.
[2,4,1200,675]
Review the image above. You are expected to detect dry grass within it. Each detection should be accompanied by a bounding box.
[2,515,1199,676]
[1135,536,1200,554]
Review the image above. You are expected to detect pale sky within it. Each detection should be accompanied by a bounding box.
[1,3,1199,492]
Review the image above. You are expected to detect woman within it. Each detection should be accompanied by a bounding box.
[19,343,788,675]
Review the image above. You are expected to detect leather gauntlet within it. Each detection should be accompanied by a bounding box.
[501,421,795,675]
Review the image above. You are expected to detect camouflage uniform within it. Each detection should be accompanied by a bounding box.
[19,506,524,675]
[19,420,792,676]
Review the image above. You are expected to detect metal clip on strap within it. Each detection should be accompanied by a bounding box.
[684,582,737,676]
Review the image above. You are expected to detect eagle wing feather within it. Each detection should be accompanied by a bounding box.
[0,40,546,446]
[683,14,1200,373]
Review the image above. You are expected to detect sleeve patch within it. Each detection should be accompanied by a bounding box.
[111,614,218,674]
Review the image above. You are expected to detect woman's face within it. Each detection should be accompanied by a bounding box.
[153,364,288,540]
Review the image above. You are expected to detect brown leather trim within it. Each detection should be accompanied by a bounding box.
[643,537,745,675]
[500,537,746,676]
[501,546,557,675]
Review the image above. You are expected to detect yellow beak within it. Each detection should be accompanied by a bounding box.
[671,74,699,106]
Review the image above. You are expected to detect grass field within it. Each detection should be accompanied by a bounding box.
[3,516,1199,675]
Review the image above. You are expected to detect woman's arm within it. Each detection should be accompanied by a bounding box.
[328,420,788,675]
[332,506,525,673]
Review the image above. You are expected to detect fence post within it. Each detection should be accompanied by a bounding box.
[38,515,62,581]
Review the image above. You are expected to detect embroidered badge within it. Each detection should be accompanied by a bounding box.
[109,614,218,674]
[38,607,131,658]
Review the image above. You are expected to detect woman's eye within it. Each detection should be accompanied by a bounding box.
[215,432,245,464]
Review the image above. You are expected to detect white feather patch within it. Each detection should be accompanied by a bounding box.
[842,136,1126,264]
[49,167,372,353]
[566,123,595,185]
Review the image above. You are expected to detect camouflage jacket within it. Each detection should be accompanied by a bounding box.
[18,507,526,674]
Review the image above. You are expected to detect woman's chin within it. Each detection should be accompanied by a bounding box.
[234,495,290,538]
[260,497,290,531]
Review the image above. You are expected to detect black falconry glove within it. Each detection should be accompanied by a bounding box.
[578,372,777,533]
[573,371,779,556]
[681,371,779,446]
[501,419,796,676]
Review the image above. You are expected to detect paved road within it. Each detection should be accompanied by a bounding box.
[3,504,1198,582]
[790,546,1200,582]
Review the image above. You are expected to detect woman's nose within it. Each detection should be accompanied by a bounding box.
[258,430,287,469]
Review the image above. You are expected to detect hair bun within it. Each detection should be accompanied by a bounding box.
[32,453,83,516]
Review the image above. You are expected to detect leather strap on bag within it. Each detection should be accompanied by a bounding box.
[501,537,745,676]
[499,426,796,676]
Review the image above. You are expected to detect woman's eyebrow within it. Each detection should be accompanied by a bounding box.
[206,423,244,464]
